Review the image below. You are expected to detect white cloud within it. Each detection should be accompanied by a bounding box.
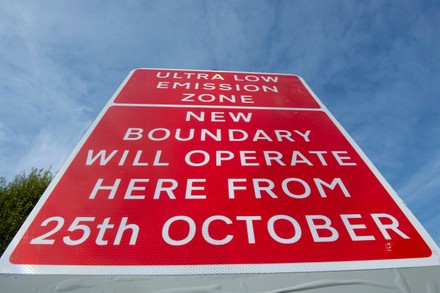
[398,151,440,244]
[15,122,90,175]
[0,1,94,179]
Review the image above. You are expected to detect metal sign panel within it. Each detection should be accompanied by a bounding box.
[1,69,438,275]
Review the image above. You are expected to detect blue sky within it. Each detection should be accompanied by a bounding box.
[0,0,439,246]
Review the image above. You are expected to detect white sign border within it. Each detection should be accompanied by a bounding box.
[1,68,439,275]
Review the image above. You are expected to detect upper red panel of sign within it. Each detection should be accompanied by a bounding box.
[114,69,321,108]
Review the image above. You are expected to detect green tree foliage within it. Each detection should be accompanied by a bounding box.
[0,168,53,255]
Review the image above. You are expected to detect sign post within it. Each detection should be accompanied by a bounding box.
[1,69,438,275]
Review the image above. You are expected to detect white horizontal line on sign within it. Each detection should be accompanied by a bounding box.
[111,103,323,112]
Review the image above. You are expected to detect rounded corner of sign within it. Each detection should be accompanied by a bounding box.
[130,68,145,73]
[0,259,13,273]
[288,74,312,87]
[294,74,308,83]
[428,245,440,260]
[130,68,156,74]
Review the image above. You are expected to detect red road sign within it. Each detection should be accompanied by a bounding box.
[1,69,438,274]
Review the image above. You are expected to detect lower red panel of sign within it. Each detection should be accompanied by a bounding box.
[10,106,432,265]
